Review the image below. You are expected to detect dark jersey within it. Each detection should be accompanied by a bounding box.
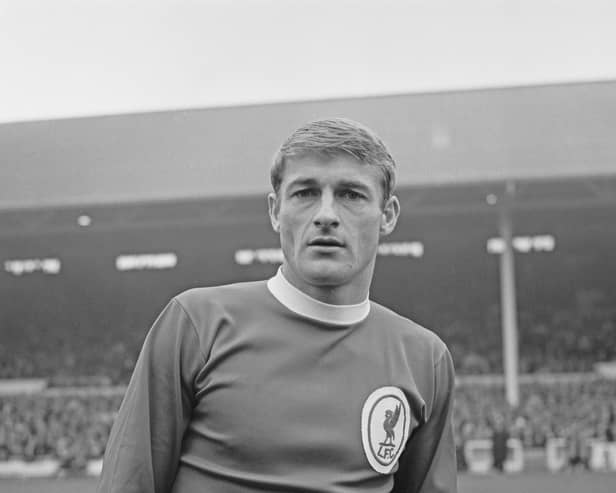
[98,273,456,492]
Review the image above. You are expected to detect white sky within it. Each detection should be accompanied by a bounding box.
[1,0,616,124]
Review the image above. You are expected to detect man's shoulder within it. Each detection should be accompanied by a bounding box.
[173,279,269,315]
[369,300,450,362]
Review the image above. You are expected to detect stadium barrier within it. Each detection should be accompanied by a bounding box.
[546,438,567,472]
[87,459,103,476]
[464,438,524,473]
[455,372,596,387]
[0,378,47,395]
[0,459,59,478]
[589,440,616,471]
[0,459,103,479]
[547,438,616,471]
[7,443,616,477]
[594,361,616,380]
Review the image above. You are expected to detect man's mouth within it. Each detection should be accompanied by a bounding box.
[308,237,345,248]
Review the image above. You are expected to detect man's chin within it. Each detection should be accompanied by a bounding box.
[299,262,351,286]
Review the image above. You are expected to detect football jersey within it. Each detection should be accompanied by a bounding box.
[97,269,456,492]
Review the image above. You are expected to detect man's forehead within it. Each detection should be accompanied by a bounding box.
[281,155,382,187]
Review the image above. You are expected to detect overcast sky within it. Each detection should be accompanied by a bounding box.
[1,0,615,124]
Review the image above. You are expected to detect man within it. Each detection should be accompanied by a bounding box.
[490,414,509,473]
[98,118,457,492]
[566,423,589,472]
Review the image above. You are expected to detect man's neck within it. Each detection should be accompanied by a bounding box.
[280,264,371,305]
[267,267,371,326]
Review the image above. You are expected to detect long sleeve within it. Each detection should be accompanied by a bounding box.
[392,349,457,493]
[97,298,206,493]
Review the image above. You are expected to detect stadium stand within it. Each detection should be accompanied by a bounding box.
[455,379,616,449]
[441,295,616,375]
[1,81,616,477]
[0,392,122,469]
[1,287,613,382]
[0,379,614,471]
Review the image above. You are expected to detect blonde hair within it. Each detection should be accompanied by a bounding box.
[271,118,396,201]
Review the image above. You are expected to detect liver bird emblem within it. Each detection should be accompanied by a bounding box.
[382,404,401,445]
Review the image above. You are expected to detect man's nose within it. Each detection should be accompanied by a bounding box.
[313,192,339,228]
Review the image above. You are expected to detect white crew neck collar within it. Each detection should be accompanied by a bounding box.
[266,267,370,326]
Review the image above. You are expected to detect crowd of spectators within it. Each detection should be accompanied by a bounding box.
[438,289,616,374]
[0,392,122,469]
[0,323,142,384]
[1,290,614,383]
[1,379,615,468]
[1,282,615,470]
[454,378,616,452]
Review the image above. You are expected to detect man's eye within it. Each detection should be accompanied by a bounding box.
[340,190,364,200]
[293,189,318,198]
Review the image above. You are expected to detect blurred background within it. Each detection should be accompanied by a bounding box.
[1,1,616,491]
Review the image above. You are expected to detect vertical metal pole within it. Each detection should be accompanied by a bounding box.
[499,182,520,407]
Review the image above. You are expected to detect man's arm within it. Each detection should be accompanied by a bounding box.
[97,298,205,493]
[392,349,457,493]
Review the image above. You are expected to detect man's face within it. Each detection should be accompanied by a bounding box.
[268,154,399,300]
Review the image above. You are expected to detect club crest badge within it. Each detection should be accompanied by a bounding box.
[361,386,411,474]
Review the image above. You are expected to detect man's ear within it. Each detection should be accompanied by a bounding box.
[380,195,400,236]
[267,192,280,233]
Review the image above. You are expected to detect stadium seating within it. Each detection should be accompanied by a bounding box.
[0,393,122,469]
[1,291,614,382]
[1,379,614,469]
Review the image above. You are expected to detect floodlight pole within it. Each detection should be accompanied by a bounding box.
[499,181,520,408]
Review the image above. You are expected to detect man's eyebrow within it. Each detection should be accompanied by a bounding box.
[337,180,373,193]
[286,177,319,189]
[285,177,373,194]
